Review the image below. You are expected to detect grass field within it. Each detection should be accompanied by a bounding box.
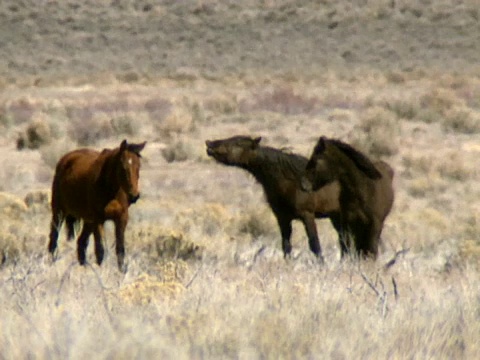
[1,1,479,358]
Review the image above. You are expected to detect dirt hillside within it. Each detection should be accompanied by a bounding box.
[1,0,480,86]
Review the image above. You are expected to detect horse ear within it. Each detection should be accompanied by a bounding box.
[314,136,327,153]
[120,139,128,152]
[252,137,262,148]
[129,141,147,155]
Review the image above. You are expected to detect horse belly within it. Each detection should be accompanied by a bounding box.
[57,184,97,221]
[312,181,341,215]
[53,153,101,222]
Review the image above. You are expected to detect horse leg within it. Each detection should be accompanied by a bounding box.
[275,213,292,258]
[48,211,63,260]
[65,215,76,241]
[330,215,350,259]
[77,223,93,266]
[93,223,105,265]
[301,212,323,262]
[114,213,128,273]
[359,218,382,260]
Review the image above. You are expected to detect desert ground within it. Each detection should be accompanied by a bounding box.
[1,1,479,358]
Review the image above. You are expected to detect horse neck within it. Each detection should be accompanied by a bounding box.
[327,140,381,180]
[332,149,367,181]
[97,150,122,198]
[243,147,304,186]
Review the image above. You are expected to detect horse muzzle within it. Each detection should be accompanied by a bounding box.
[128,193,140,204]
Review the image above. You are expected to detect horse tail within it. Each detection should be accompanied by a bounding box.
[65,215,77,241]
[375,160,395,180]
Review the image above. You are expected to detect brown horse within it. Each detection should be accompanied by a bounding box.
[206,135,341,262]
[48,139,146,272]
[303,136,394,259]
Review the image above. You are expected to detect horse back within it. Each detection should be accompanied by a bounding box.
[52,148,105,220]
[56,148,99,172]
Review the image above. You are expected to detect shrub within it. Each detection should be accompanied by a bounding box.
[39,138,75,169]
[442,106,480,134]
[237,207,277,240]
[69,112,114,146]
[327,108,354,123]
[0,234,21,267]
[403,151,473,184]
[385,99,420,120]
[420,88,459,116]
[203,94,238,115]
[110,113,140,136]
[150,230,203,261]
[156,106,195,136]
[0,192,28,217]
[161,139,196,163]
[115,271,185,305]
[4,97,37,125]
[436,152,474,181]
[24,189,50,210]
[406,177,445,198]
[238,86,318,115]
[16,120,52,150]
[145,97,172,121]
[354,106,400,157]
[416,108,440,124]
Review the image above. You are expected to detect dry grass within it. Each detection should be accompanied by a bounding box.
[1,2,480,355]
[0,75,479,355]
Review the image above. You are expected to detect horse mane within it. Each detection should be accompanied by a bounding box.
[96,147,122,197]
[324,137,382,179]
[256,145,308,181]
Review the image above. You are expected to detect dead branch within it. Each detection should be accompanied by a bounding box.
[360,271,381,297]
[54,261,76,307]
[185,264,203,289]
[86,264,116,329]
[383,248,410,270]
[392,276,398,300]
[360,270,390,318]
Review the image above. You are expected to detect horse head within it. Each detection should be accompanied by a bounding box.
[118,139,146,204]
[206,136,262,166]
[302,137,334,191]
[303,136,383,192]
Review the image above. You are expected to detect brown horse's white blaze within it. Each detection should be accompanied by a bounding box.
[48,139,146,272]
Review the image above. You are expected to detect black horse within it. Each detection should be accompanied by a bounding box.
[303,136,394,259]
[206,136,341,261]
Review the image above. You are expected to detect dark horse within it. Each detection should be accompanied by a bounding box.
[206,135,342,262]
[48,139,146,272]
[303,136,394,259]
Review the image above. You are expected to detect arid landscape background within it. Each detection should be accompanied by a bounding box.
[1,0,479,358]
